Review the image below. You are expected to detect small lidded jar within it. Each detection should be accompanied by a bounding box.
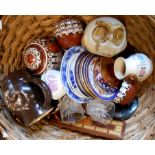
[54,19,84,50]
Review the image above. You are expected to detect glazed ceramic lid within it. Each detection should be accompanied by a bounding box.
[23,43,48,75]
[55,19,83,37]
[82,17,127,57]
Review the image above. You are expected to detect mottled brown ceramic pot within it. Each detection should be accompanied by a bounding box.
[54,19,84,49]
[98,57,120,88]
[1,70,55,127]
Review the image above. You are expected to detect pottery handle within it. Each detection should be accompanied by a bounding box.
[30,78,52,108]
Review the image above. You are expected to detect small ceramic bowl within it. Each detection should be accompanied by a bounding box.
[54,19,84,49]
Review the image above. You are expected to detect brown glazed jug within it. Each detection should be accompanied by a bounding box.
[1,70,54,127]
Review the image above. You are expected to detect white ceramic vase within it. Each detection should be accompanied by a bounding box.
[114,53,153,82]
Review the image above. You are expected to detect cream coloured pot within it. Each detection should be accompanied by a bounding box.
[82,17,127,57]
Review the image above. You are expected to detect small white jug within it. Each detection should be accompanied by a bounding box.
[114,53,153,82]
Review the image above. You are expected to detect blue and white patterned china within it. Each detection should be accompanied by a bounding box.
[75,52,90,97]
[67,53,88,98]
[60,46,92,103]
[83,54,96,96]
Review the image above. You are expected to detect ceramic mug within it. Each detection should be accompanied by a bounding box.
[114,53,153,81]
[41,69,66,100]
[1,70,55,127]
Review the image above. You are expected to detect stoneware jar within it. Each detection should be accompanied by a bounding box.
[54,19,84,49]
[114,53,153,81]
[1,70,55,127]
[41,69,66,100]
[23,37,62,75]
[82,17,127,57]
[113,74,138,105]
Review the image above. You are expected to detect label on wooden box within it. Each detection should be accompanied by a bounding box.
[51,113,126,140]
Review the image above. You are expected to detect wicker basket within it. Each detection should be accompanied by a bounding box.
[0,15,155,140]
